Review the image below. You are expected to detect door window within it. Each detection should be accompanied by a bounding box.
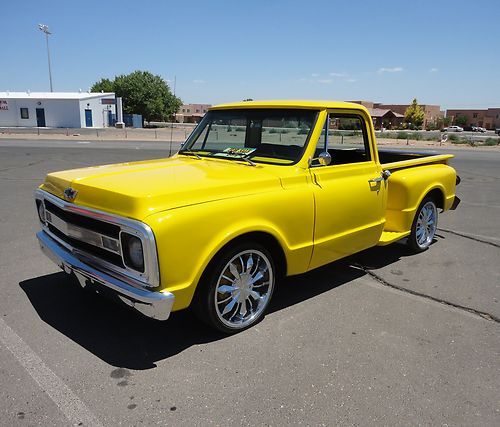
[314,114,372,166]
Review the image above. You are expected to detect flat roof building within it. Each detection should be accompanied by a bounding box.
[176,103,211,123]
[446,108,500,129]
[0,91,116,128]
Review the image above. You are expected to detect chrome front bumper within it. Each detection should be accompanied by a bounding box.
[37,230,174,320]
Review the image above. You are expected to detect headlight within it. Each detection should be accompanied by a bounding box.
[121,233,145,272]
[37,200,46,224]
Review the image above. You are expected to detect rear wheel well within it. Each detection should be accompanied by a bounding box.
[426,188,444,210]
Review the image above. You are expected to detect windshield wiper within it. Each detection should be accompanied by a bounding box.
[178,149,202,160]
[225,153,256,166]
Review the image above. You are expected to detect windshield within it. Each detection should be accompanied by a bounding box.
[179,108,318,165]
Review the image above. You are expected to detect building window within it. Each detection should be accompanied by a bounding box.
[473,113,478,118]
[182,109,185,112]
[20,108,29,119]
[196,109,200,113]
[187,109,191,113]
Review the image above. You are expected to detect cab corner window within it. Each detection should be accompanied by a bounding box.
[314,114,371,166]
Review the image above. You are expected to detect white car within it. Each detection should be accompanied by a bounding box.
[443,126,464,132]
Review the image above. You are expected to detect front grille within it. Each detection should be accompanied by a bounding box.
[44,200,120,238]
[47,223,124,268]
[36,189,159,288]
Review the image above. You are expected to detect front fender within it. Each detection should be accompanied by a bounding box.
[145,188,314,311]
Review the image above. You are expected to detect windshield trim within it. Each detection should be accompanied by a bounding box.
[179,108,320,166]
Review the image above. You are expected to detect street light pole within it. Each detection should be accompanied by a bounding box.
[38,24,53,92]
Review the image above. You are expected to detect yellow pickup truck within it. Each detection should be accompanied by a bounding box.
[35,100,460,333]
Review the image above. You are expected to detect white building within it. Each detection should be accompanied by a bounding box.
[0,91,116,128]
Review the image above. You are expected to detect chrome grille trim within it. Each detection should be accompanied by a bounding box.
[35,189,160,288]
[45,210,122,255]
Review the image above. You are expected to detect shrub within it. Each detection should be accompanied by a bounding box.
[448,134,467,144]
[411,132,422,141]
[484,138,499,146]
[396,131,407,139]
[269,128,278,134]
[226,125,232,132]
[234,127,245,132]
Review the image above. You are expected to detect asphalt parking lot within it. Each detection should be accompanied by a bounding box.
[0,139,499,426]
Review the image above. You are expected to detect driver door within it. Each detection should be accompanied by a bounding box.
[308,111,386,270]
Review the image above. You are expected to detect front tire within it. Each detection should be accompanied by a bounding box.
[194,242,276,334]
[407,197,438,252]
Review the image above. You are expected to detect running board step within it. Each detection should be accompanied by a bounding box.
[377,230,410,246]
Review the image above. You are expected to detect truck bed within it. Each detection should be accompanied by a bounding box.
[322,147,453,170]
[378,149,453,171]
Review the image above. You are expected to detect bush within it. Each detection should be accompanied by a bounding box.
[411,132,422,141]
[484,138,499,146]
[448,134,467,144]
[234,127,245,132]
[269,128,278,134]
[226,125,232,132]
[396,131,407,139]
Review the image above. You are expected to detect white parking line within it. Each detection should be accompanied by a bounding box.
[0,318,103,426]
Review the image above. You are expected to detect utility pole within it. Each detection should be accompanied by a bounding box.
[38,24,53,92]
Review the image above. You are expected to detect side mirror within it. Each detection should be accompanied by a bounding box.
[318,151,331,166]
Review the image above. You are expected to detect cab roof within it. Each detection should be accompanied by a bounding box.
[210,100,369,113]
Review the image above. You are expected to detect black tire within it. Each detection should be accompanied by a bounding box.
[407,196,438,253]
[193,242,276,334]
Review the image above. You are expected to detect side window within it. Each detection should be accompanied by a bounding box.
[314,113,372,165]
[20,108,29,119]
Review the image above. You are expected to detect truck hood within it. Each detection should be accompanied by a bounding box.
[40,155,282,220]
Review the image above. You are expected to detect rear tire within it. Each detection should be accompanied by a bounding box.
[407,196,438,253]
[193,242,276,334]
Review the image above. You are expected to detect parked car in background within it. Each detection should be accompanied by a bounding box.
[443,126,463,132]
[496,128,500,135]
[475,126,487,133]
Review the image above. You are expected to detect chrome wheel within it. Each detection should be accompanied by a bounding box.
[415,201,437,249]
[214,249,274,329]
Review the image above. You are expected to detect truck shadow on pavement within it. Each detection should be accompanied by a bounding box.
[20,240,426,370]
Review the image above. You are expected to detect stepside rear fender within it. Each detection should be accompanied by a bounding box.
[384,164,457,233]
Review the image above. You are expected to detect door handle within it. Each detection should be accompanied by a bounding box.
[368,170,391,183]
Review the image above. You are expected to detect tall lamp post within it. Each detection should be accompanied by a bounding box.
[38,24,53,92]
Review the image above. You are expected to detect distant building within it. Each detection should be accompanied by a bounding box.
[176,103,211,123]
[377,103,443,128]
[350,100,443,129]
[446,108,500,129]
[0,92,116,128]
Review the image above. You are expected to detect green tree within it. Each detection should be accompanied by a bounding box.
[404,98,425,129]
[455,115,467,127]
[90,78,114,93]
[90,71,182,125]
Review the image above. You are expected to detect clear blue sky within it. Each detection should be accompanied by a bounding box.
[2,0,499,109]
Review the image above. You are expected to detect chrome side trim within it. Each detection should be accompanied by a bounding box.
[35,189,160,287]
[37,230,173,320]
